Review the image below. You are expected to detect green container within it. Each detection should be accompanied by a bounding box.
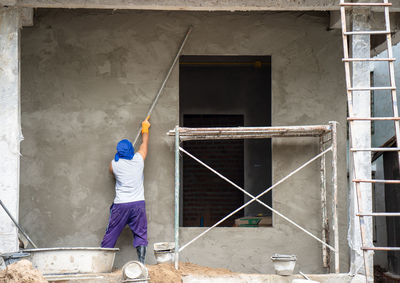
[239,217,261,226]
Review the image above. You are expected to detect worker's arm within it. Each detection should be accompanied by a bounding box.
[109,162,113,175]
[137,117,151,160]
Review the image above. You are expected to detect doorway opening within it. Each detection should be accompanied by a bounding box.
[179,55,272,227]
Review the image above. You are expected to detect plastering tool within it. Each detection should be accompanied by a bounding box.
[0,199,38,248]
[132,26,193,147]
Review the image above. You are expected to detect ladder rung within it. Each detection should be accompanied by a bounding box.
[353,179,400,184]
[344,31,390,35]
[348,117,400,121]
[340,3,392,7]
[351,147,400,152]
[357,213,400,216]
[362,247,400,251]
[349,86,396,91]
[343,58,396,62]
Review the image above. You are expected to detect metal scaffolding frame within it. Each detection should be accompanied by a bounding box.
[168,121,339,273]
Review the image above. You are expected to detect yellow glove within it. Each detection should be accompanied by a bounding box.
[142,116,151,134]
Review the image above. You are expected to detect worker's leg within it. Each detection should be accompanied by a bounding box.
[136,245,146,264]
[101,203,130,248]
[127,201,148,247]
[127,201,148,263]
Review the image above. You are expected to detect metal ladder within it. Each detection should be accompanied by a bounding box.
[340,0,400,281]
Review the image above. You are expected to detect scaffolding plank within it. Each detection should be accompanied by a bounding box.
[167,125,331,141]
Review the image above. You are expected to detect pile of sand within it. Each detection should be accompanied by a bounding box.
[147,262,234,283]
[0,259,47,283]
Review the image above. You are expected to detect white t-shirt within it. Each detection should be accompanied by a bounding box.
[111,153,145,204]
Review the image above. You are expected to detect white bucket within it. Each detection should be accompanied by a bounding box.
[122,261,149,282]
[271,254,297,276]
[153,242,175,264]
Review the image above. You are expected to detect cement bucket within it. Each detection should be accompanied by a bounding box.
[153,242,175,264]
[271,254,297,275]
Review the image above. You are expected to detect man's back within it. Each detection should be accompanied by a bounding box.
[111,153,144,203]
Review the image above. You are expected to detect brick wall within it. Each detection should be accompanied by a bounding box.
[182,115,244,227]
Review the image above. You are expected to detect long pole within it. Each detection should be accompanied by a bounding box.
[174,126,180,270]
[330,121,339,273]
[133,26,193,147]
[320,134,329,269]
[0,200,38,249]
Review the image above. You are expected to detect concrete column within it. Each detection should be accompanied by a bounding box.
[0,7,22,253]
[348,8,374,281]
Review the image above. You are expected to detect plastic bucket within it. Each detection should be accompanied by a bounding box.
[122,261,149,282]
[271,254,297,276]
[153,242,175,264]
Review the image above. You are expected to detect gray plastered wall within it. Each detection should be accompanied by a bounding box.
[20,9,348,273]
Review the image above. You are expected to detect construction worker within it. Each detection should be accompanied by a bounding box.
[101,117,151,264]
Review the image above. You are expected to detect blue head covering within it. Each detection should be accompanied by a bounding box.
[114,139,134,161]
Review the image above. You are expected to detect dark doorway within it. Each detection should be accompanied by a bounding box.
[179,55,272,227]
[182,115,244,227]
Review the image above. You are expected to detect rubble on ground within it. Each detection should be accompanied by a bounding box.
[0,259,47,283]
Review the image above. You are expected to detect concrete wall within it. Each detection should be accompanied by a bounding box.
[20,9,348,273]
[0,7,21,253]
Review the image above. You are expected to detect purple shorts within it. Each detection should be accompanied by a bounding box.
[101,201,148,248]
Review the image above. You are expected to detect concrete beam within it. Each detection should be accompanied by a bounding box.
[349,9,374,282]
[1,0,16,5]
[3,0,400,12]
[0,0,360,11]
[330,11,400,54]
[0,7,22,253]
[330,12,400,30]
[2,0,400,11]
